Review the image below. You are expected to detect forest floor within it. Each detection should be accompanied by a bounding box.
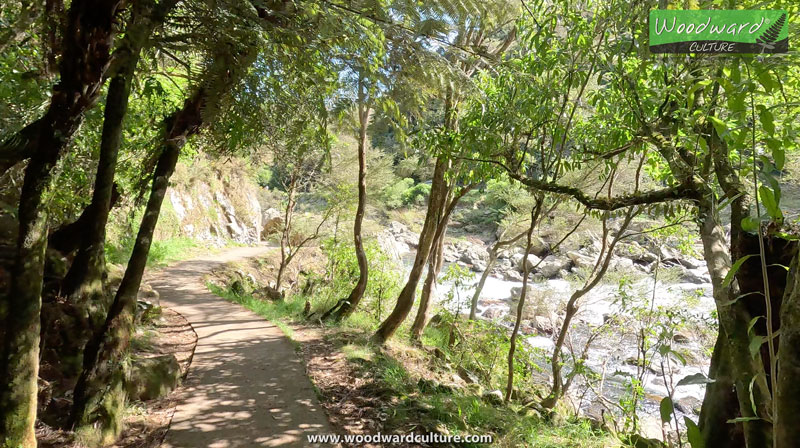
[149,245,335,447]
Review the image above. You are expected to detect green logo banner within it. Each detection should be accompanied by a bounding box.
[649,10,789,54]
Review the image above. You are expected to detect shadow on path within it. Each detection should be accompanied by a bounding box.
[149,246,333,447]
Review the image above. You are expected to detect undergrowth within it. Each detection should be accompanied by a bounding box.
[206,270,616,448]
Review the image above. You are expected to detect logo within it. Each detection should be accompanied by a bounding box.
[649,10,788,54]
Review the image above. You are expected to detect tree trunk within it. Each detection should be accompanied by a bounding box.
[696,200,773,448]
[276,174,297,291]
[542,208,633,409]
[62,0,174,329]
[372,158,448,343]
[505,207,538,402]
[410,230,445,340]
[0,1,122,445]
[331,99,372,320]
[699,329,744,448]
[775,250,800,446]
[408,181,475,340]
[71,88,206,435]
[469,229,526,320]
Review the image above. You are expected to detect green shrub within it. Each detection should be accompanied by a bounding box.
[381,177,415,209]
[400,182,431,206]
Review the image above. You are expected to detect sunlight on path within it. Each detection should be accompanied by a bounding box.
[149,246,333,447]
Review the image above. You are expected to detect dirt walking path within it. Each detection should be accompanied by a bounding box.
[147,246,334,447]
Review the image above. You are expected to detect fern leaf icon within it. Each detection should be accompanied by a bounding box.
[756,13,786,44]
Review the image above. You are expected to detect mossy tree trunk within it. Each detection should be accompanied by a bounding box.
[62,0,178,329]
[697,198,773,448]
[0,1,123,445]
[70,88,206,435]
[410,229,446,341]
[776,251,800,446]
[699,329,745,448]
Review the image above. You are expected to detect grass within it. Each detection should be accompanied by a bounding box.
[206,282,304,337]
[106,236,208,267]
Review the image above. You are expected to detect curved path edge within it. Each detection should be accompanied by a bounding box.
[146,245,333,447]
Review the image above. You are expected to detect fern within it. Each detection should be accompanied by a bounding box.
[756,13,786,44]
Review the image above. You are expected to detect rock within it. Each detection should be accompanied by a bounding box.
[457,366,480,384]
[255,285,283,301]
[675,396,702,415]
[481,307,503,320]
[454,241,489,272]
[377,230,409,260]
[683,268,711,284]
[629,434,664,448]
[512,253,542,272]
[567,250,596,270]
[137,283,160,306]
[618,241,658,264]
[482,389,504,405]
[387,221,420,248]
[126,355,181,401]
[503,270,523,282]
[230,279,248,295]
[673,331,692,343]
[528,236,550,257]
[659,246,702,269]
[612,257,635,271]
[533,315,555,334]
[536,255,572,278]
[261,208,283,238]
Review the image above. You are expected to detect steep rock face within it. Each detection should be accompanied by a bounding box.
[163,161,265,245]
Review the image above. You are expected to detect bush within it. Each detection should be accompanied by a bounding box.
[381,178,433,209]
[400,182,431,206]
[381,177,414,209]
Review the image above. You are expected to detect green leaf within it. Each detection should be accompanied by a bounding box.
[757,70,776,94]
[749,335,765,359]
[727,416,762,423]
[685,417,705,448]
[748,316,763,335]
[758,186,783,220]
[766,138,785,170]
[677,373,716,387]
[709,116,729,138]
[722,254,756,288]
[741,216,760,232]
[759,108,776,135]
[660,397,674,424]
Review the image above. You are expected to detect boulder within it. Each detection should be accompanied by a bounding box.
[386,221,421,248]
[675,396,702,415]
[482,389,504,405]
[503,270,523,282]
[261,207,284,238]
[528,236,550,257]
[566,250,595,270]
[536,255,572,278]
[673,331,692,344]
[512,253,542,272]
[683,268,711,284]
[618,241,658,264]
[126,355,181,401]
[457,366,480,384]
